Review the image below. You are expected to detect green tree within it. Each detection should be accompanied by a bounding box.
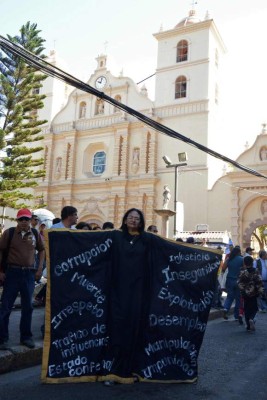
[252,225,267,250]
[0,21,47,217]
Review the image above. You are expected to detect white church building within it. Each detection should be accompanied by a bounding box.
[33,8,267,250]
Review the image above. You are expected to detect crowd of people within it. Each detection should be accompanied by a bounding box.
[215,244,267,332]
[0,205,266,384]
[172,236,267,333]
[0,206,159,351]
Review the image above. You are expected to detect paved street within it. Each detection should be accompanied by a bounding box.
[1,312,267,400]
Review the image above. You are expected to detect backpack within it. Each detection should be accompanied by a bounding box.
[1,227,39,273]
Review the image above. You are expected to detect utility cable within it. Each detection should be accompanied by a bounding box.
[136,73,155,85]
[1,35,267,181]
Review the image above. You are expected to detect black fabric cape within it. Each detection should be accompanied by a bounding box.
[41,229,221,384]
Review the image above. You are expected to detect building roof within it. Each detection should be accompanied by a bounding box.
[175,9,202,28]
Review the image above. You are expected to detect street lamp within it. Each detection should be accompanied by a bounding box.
[162,152,188,236]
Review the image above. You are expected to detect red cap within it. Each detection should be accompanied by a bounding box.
[16,208,32,219]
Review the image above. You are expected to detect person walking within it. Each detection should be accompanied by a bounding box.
[243,246,254,257]
[0,209,45,349]
[254,250,267,312]
[222,246,243,320]
[238,256,264,332]
[211,246,224,309]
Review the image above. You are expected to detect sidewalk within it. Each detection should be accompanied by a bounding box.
[0,300,44,374]
[0,301,227,375]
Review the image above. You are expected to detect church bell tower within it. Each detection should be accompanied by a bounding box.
[154,7,226,230]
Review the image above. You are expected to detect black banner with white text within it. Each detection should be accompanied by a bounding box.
[42,230,221,384]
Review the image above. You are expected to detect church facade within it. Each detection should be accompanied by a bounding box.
[33,9,267,249]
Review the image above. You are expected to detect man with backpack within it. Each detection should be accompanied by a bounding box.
[0,208,45,350]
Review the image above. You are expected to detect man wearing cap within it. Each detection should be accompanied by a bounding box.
[0,208,45,349]
[244,247,254,257]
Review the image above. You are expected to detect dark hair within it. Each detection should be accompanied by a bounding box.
[243,255,253,267]
[102,221,114,230]
[259,250,267,259]
[61,206,77,220]
[76,222,91,230]
[52,217,61,224]
[147,225,158,233]
[120,208,145,233]
[228,246,241,261]
[186,236,195,244]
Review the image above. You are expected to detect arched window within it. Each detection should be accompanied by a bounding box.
[79,101,86,119]
[176,40,188,62]
[175,76,187,99]
[93,151,106,175]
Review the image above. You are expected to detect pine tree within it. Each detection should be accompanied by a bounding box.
[0,21,47,216]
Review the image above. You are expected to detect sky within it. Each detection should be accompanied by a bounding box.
[1,0,267,159]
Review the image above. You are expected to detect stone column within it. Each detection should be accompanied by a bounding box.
[154,209,176,238]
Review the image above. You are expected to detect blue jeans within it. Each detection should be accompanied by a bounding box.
[0,267,35,342]
[223,277,241,319]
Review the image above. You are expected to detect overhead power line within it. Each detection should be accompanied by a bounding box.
[136,73,155,85]
[1,35,267,181]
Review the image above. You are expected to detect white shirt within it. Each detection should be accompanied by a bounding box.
[51,222,76,229]
[253,258,267,281]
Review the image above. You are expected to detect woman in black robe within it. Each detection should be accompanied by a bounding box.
[104,208,151,385]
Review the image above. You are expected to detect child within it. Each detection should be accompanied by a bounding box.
[238,256,264,332]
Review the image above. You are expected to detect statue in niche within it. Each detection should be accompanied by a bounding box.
[96,99,104,115]
[260,147,267,161]
[99,101,104,114]
[261,199,267,215]
[131,147,140,173]
[162,185,171,209]
[55,157,62,176]
[79,103,86,119]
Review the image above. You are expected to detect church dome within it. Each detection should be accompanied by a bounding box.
[175,9,201,28]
